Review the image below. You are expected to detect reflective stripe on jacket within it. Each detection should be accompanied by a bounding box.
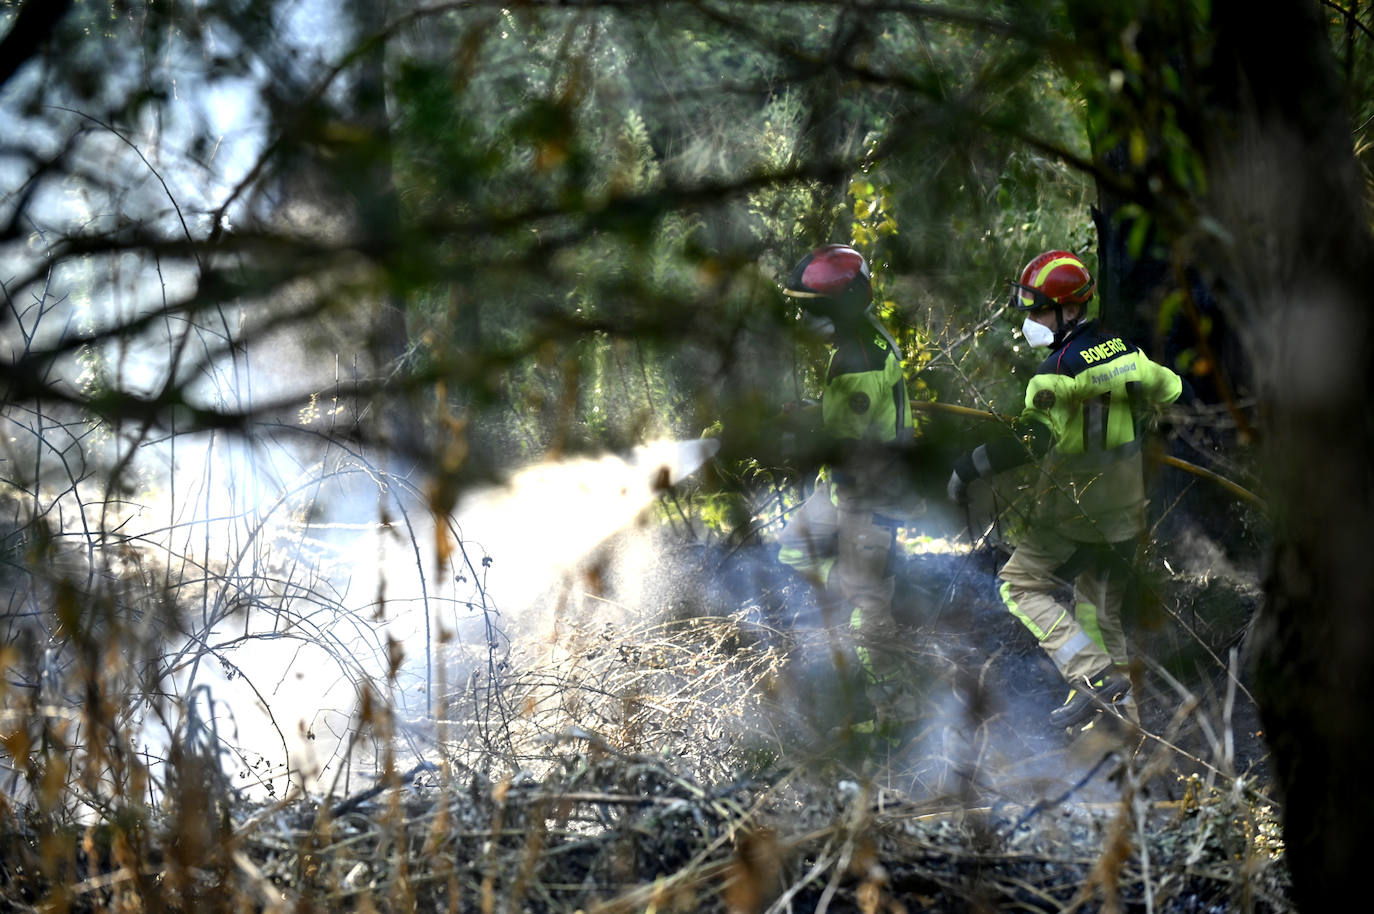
[1021,321,1182,541]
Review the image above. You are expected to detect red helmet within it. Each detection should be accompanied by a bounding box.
[782,244,872,311]
[1009,250,1095,311]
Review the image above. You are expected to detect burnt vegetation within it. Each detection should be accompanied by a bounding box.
[1,0,1369,911]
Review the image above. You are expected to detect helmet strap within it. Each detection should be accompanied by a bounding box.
[1051,305,1070,348]
[1050,303,1089,348]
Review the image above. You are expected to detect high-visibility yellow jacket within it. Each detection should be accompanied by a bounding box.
[820,313,913,505]
[822,313,912,444]
[956,320,1183,542]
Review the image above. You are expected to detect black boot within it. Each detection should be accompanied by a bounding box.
[1049,670,1131,728]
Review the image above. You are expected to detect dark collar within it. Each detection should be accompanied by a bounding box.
[1056,317,1098,349]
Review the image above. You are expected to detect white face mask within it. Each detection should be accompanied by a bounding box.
[1021,314,1056,348]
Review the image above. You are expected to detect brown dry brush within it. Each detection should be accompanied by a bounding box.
[0,362,1293,910]
[0,410,1289,914]
[0,557,1294,914]
[0,392,467,907]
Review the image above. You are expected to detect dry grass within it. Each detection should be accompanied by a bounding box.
[0,550,1293,913]
[0,418,1292,913]
[0,598,1293,913]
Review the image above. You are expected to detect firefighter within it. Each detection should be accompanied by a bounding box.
[774,243,924,737]
[946,250,1186,729]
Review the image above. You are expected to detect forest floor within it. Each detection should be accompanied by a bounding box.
[0,518,1290,913]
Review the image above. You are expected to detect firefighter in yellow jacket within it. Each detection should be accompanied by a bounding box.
[775,244,923,734]
[947,250,1185,728]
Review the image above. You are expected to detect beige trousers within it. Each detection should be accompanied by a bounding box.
[777,481,896,620]
[779,482,920,730]
[997,528,1134,682]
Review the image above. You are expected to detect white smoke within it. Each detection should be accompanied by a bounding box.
[133,433,722,801]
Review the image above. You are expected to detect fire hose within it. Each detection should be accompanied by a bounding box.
[909,399,1265,509]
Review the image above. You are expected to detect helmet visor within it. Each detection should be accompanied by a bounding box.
[1007,281,1058,312]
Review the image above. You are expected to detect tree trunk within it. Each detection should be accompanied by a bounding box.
[1205,2,1374,910]
[1075,2,1374,908]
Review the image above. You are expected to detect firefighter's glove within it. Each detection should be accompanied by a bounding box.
[946,468,970,506]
